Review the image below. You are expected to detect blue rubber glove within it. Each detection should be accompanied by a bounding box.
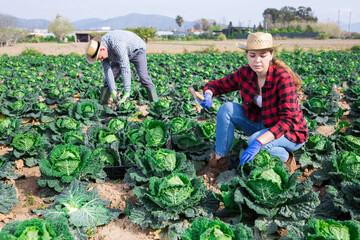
[239,139,262,166]
[200,93,213,108]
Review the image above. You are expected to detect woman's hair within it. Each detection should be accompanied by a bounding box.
[271,55,302,91]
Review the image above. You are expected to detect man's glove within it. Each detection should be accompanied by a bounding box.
[112,91,130,110]
[239,139,262,166]
[200,93,213,108]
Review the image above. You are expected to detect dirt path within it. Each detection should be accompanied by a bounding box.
[0,38,359,56]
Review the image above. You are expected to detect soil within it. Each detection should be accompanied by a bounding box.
[0,39,357,239]
[0,39,359,56]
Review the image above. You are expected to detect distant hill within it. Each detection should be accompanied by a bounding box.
[16,18,50,30]
[12,13,195,31]
[340,21,360,33]
[72,13,195,31]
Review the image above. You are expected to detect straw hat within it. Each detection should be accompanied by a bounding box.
[236,32,282,51]
[85,36,102,64]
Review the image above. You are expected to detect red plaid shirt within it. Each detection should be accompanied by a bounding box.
[204,65,308,143]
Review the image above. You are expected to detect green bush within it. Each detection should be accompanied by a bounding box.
[20,47,42,57]
[217,33,227,41]
[318,33,330,39]
[351,45,360,52]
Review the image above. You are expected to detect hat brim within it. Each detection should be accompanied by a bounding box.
[86,36,102,64]
[236,42,283,51]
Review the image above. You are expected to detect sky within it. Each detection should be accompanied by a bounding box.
[1,0,360,27]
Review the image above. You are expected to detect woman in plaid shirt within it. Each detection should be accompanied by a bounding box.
[197,32,308,178]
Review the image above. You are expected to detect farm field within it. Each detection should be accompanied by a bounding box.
[0,40,360,240]
[0,38,359,56]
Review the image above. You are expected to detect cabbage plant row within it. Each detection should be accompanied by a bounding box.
[0,50,360,239]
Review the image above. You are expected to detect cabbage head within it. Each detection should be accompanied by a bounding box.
[183,102,197,115]
[12,133,38,152]
[63,131,85,145]
[34,102,49,112]
[11,89,26,99]
[51,117,82,134]
[10,100,26,111]
[217,165,319,221]
[181,217,253,240]
[305,219,360,240]
[240,150,285,178]
[306,98,328,114]
[124,148,195,187]
[39,144,92,187]
[245,168,287,208]
[0,118,22,145]
[108,118,126,131]
[1,100,32,117]
[0,218,74,240]
[92,148,116,166]
[170,117,195,134]
[299,134,336,168]
[200,122,216,139]
[149,148,177,172]
[337,135,360,154]
[311,151,360,189]
[0,118,12,132]
[69,99,102,124]
[337,151,360,180]
[149,173,194,207]
[79,101,96,118]
[34,180,121,230]
[145,120,169,147]
[98,129,120,144]
[126,173,219,230]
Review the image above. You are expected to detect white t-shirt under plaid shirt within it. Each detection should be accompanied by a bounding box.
[101,30,146,92]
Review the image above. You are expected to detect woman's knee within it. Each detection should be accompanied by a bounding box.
[218,102,234,115]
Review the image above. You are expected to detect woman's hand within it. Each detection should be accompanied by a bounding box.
[239,139,262,165]
[200,93,213,108]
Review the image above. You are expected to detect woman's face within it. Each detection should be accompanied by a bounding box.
[246,50,274,76]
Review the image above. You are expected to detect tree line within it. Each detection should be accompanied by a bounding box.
[262,6,317,28]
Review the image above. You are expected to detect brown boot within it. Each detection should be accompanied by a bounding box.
[197,153,229,179]
[285,152,296,174]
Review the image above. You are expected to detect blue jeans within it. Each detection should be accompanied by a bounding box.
[215,102,305,162]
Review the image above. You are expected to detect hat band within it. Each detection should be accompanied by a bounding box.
[90,42,100,58]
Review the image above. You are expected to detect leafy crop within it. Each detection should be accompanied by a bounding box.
[302,97,342,125]
[26,101,55,123]
[1,100,32,118]
[298,134,337,168]
[144,119,169,148]
[0,155,22,180]
[68,99,104,125]
[0,182,17,214]
[10,131,50,166]
[0,117,23,145]
[311,151,360,187]
[125,173,219,230]
[107,118,126,131]
[124,148,196,186]
[215,162,319,235]
[34,179,121,232]
[0,218,74,240]
[38,144,104,194]
[181,217,253,240]
[335,135,360,155]
[304,218,360,240]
